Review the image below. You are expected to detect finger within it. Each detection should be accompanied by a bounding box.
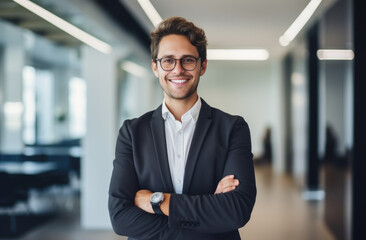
[222,185,236,193]
[218,176,235,187]
[220,175,235,182]
[221,179,239,189]
[215,181,226,194]
[215,183,236,194]
[223,180,239,188]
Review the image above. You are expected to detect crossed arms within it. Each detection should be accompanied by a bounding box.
[134,174,240,216]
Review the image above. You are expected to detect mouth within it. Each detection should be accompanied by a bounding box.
[169,79,188,84]
[167,75,190,86]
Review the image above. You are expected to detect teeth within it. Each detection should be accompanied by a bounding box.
[171,79,187,83]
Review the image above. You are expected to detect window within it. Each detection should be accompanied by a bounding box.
[22,65,55,144]
[22,66,36,145]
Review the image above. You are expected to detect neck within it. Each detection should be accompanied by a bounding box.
[164,94,198,122]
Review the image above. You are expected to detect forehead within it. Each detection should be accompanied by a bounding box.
[158,34,198,57]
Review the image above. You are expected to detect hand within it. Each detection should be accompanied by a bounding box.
[215,175,239,194]
[134,189,154,214]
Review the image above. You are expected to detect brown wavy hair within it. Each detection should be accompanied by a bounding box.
[150,16,207,62]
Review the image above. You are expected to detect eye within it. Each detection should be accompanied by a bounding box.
[182,57,195,63]
[162,58,174,64]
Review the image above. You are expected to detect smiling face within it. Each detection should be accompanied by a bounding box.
[152,34,207,105]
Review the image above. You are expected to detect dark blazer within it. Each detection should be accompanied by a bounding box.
[108,99,256,240]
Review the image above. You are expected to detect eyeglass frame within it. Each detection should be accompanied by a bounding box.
[155,56,202,71]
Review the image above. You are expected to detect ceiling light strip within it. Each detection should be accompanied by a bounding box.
[207,49,269,61]
[12,0,112,54]
[137,0,163,27]
[121,61,151,78]
[279,0,322,46]
[317,49,354,60]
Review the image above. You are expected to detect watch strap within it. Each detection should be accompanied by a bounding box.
[152,202,164,215]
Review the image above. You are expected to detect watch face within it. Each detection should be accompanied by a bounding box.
[151,192,163,204]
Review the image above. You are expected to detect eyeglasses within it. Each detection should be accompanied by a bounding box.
[155,56,201,71]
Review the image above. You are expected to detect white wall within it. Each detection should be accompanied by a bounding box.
[81,46,118,229]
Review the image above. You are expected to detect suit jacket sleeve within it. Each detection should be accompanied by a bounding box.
[168,116,256,233]
[108,120,175,240]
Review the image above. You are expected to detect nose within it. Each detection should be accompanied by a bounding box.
[171,59,185,74]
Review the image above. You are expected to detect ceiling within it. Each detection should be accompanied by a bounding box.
[0,0,338,60]
[120,0,338,59]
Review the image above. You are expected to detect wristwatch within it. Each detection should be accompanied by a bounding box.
[150,192,164,215]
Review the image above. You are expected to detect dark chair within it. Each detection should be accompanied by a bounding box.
[0,172,29,206]
[36,155,71,187]
[21,154,45,162]
[0,154,23,162]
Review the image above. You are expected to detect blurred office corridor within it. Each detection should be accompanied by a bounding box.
[0,163,336,240]
[1,0,365,239]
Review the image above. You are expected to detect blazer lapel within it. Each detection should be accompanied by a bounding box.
[182,99,212,193]
[150,106,175,193]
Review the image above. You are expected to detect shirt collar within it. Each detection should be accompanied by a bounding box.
[162,101,171,120]
[162,97,201,122]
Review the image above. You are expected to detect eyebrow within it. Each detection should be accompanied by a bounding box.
[160,54,198,58]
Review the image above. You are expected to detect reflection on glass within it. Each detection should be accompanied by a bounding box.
[69,77,86,138]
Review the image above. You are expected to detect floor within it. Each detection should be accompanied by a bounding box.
[240,164,336,240]
[1,164,336,240]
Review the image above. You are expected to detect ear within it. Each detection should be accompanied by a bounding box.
[152,60,159,78]
[199,59,208,76]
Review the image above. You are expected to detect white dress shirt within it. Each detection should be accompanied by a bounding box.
[162,97,201,194]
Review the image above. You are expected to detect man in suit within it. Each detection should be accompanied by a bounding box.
[108,16,256,240]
